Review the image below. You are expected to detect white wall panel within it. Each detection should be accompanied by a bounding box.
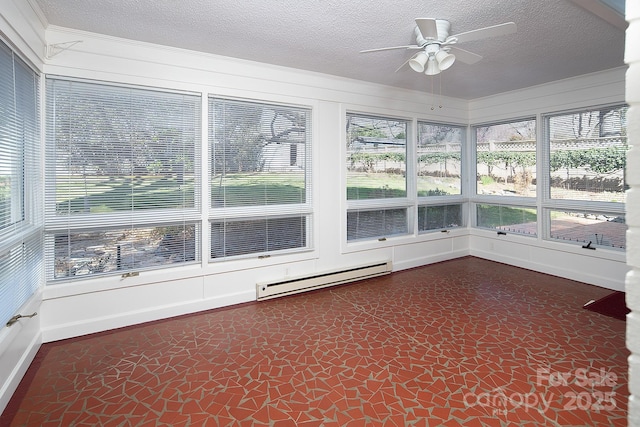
[0,0,45,69]
[40,277,204,342]
[392,233,468,271]
[468,67,626,123]
[626,1,640,424]
[469,233,627,291]
[43,27,469,122]
[0,293,41,414]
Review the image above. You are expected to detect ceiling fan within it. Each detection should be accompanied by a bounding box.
[360,18,517,75]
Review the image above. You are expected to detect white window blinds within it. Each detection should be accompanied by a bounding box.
[45,78,201,280]
[547,105,627,203]
[0,39,42,324]
[208,97,312,259]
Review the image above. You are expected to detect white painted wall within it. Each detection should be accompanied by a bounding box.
[38,25,471,344]
[37,24,629,342]
[0,0,632,420]
[468,67,628,290]
[626,1,640,425]
[0,0,45,414]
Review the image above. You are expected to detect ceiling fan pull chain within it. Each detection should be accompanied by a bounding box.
[430,75,435,111]
[439,73,443,109]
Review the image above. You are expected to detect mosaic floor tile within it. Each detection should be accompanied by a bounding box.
[0,256,628,426]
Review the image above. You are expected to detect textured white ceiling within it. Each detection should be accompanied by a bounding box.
[32,0,626,99]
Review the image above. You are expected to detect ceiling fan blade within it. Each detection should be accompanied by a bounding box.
[394,57,417,73]
[360,45,421,53]
[415,18,438,39]
[447,46,483,64]
[450,22,516,44]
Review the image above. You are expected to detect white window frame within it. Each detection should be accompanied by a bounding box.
[44,77,202,282]
[207,96,314,262]
[0,36,43,325]
[471,116,538,237]
[541,103,627,251]
[344,110,413,244]
[416,120,467,234]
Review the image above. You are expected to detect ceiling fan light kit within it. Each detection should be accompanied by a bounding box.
[360,18,516,76]
[425,59,440,76]
[409,51,428,72]
[435,49,455,71]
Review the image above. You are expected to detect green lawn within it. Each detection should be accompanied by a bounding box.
[476,204,537,227]
[211,173,305,206]
[57,171,464,212]
[55,175,195,213]
[347,172,406,199]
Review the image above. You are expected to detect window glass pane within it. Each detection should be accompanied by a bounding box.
[548,106,627,203]
[53,224,197,279]
[1,235,42,324]
[208,97,312,260]
[46,79,201,280]
[346,114,407,200]
[0,39,42,324]
[476,204,537,236]
[46,79,199,216]
[476,119,536,197]
[418,204,463,232]
[0,43,37,230]
[0,42,17,230]
[347,208,408,241]
[211,216,307,258]
[417,123,463,196]
[210,99,309,208]
[549,210,625,249]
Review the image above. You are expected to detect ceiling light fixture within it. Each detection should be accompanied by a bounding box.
[425,58,440,76]
[435,49,455,71]
[361,18,516,77]
[414,44,456,76]
[409,51,429,72]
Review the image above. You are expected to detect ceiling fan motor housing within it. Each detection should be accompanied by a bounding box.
[415,19,451,45]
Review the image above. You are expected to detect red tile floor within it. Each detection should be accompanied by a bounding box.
[1,257,628,426]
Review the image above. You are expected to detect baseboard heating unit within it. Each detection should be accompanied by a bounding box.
[256,260,392,301]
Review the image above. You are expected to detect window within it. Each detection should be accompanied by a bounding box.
[476,204,537,236]
[0,39,42,324]
[45,79,201,281]
[347,208,408,241]
[549,210,625,249]
[209,98,312,259]
[346,114,407,200]
[416,122,465,233]
[548,106,627,203]
[475,119,536,197]
[473,118,536,237]
[417,122,462,197]
[418,204,463,232]
[544,105,627,249]
[346,113,409,241]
